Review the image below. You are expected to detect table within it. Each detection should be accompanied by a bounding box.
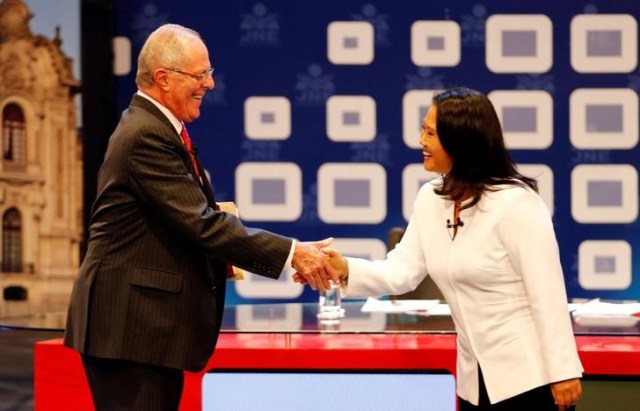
[7,302,640,410]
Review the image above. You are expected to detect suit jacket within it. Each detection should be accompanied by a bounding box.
[344,180,583,404]
[64,94,292,371]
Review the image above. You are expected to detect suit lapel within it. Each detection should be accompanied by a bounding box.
[129,94,205,192]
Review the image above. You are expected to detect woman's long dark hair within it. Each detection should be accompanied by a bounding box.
[431,87,537,209]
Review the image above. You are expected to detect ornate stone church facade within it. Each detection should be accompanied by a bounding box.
[0,0,82,316]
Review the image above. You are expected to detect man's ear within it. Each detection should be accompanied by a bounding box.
[152,68,170,91]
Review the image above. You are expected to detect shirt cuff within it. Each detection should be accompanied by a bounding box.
[281,239,296,276]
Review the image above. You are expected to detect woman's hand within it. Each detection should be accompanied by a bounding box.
[550,378,582,410]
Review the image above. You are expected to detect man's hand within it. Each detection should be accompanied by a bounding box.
[291,238,337,291]
[550,378,582,410]
[293,248,348,287]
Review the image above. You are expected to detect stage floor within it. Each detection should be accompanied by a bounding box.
[0,328,63,411]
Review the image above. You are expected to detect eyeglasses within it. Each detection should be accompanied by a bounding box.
[166,67,214,82]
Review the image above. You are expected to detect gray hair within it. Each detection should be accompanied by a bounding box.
[135,24,203,88]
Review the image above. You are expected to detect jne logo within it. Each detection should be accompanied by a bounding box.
[239,3,281,46]
[295,64,335,106]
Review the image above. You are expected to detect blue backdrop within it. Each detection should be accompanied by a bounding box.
[113,0,640,304]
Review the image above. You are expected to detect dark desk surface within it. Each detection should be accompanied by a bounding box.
[2,300,639,336]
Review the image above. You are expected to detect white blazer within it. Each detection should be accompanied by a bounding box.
[344,180,583,404]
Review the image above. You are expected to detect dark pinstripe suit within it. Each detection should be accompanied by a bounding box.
[64,94,292,373]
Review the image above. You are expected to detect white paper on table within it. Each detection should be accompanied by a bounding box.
[422,304,451,316]
[361,297,441,313]
[571,299,640,318]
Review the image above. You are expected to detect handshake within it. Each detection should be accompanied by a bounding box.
[291,238,348,291]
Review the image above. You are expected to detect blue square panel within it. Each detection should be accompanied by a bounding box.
[502,30,537,57]
[502,107,537,133]
[586,30,622,57]
[427,36,445,50]
[571,14,637,73]
[585,104,623,132]
[344,37,358,48]
[334,179,371,207]
[236,162,302,222]
[579,240,632,290]
[489,90,553,149]
[486,15,552,73]
[572,164,638,223]
[260,112,275,124]
[587,180,622,207]
[252,305,286,318]
[328,21,374,65]
[570,88,638,149]
[244,96,291,140]
[594,256,616,274]
[252,178,285,205]
[327,95,376,142]
[318,163,386,223]
[233,305,303,327]
[411,20,460,67]
[342,111,361,125]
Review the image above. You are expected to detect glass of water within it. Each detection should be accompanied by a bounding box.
[317,283,345,320]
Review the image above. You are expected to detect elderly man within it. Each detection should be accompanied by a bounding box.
[64,23,337,410]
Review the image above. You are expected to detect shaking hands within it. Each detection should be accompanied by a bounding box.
[292,240,348,291]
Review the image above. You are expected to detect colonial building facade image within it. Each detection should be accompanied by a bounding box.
[0,0,81,318]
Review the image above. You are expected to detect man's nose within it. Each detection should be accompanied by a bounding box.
[204,76,215,90]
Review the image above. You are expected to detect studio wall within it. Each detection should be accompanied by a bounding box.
[111,0,640,304]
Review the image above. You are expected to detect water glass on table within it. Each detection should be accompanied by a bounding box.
[317,283,345,320]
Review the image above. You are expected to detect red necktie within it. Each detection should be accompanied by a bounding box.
[181,125,235,279]
[180,125,199,177]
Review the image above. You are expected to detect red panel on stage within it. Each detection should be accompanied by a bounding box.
[34,334,640,410]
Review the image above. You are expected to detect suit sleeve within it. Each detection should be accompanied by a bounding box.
[126,126,292,278]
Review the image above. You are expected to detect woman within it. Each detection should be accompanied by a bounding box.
[300,87,583,410]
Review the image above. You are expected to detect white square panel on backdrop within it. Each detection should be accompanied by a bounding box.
[488,90,553,150]
[571,14,638,73]
[325,310,387,333]
[571,164,638,223]
[326,95,377,142]
[235,269,304,299]
[235,162,302,221]
[244,96,291,140]
[569,88,639,149]
[402,164,440,222]
[327,21,374,65]
[578,240,632,290]
[318,163,387,223]
[331,238,387,260]
[411,20,461,67]
[402,89,436,149]
[516,164,554,216]
[235,304,303,331]
[485,14,553,73]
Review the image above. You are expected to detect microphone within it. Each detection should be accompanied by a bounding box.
[446,218,464,229]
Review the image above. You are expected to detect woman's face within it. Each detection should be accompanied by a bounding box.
[419,105,453,174]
